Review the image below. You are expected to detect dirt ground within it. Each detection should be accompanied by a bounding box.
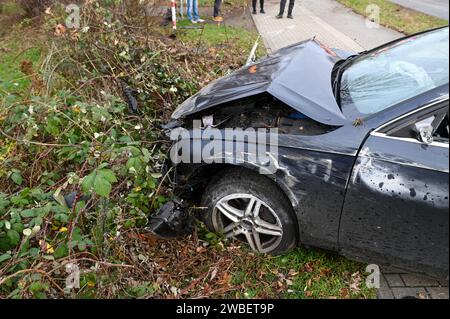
[219,6,258,31]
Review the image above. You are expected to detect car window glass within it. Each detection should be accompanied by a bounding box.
[387,106,449,143]
[340,28,449,119]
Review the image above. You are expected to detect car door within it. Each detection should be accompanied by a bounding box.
[339,100,449,278]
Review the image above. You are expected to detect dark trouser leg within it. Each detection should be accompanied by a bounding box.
[252,0,257,11]
[260,0,265,10]
[279,0,287,15]
[214,0,222,17]
[288,0,295,15]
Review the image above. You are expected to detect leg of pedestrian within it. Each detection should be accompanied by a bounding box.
[187,0,193,22]
[260,0,265,14]
[277,0,287,19]
[252,0,257,14]
[213,0,223,22]
[287,0,295,19]
[193,0,205,22]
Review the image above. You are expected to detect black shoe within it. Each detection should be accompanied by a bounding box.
[276,14,283,19]
[287,14,293,19]
[252,9,257,14]
[260,9,265,14]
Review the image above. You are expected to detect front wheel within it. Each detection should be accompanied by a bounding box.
[201,169,297,255]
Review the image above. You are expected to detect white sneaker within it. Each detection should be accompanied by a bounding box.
[190,20,198,24]
[196,19,205,23]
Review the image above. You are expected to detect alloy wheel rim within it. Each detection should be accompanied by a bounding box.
[212,193,283,253]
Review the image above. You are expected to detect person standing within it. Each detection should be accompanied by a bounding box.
[252,0,265,14]
[276,0,295,19]
[187,0,205,23]
[213,0,223,22]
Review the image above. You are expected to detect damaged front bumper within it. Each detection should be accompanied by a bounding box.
[146,198,195,238]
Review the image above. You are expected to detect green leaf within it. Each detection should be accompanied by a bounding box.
[53,243,68,259]
[78,242,86,251]
[7,230,20,246]
[0,253,11,263]
[82,168,116,198]
[93,175,112,197]
[20,209,35,218]
[12,223,24,233]
[55,213,69,223]
[72,227,83,242]
[31,216,43,227]
[126,157,143,173]
[11,172,23,185]
[82,172,96,192]
[99,169,117,183]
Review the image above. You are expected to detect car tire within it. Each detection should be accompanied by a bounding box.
[201,168,297,255]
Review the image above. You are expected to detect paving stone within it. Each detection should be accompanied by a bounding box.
[380,266,407,274]
[251,0,365,53]
[401,274,440,287]
[377,287,395,299]
[384,274,405,287]
[426,287,449,299]
[377,274,394,299]
[391,287,430,299]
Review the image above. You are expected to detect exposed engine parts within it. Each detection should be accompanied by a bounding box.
[181,94,336,135]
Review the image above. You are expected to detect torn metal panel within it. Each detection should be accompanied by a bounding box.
[172,39,354,126]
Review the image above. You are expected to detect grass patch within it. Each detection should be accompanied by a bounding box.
[337,0,448,35]
[177,19,265,58]
[0,38,43,97]
[200,0,249,8]
[0,1,24,16]
[227,247,376,299]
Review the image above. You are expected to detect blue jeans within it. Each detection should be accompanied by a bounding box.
[187,0,200,21]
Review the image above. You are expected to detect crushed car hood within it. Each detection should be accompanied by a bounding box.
[172,39,356,126]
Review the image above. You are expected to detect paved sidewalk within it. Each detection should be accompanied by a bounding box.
[378,268,449,299]
[251,0,402,53]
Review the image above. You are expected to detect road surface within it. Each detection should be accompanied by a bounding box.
[390,0,449,20]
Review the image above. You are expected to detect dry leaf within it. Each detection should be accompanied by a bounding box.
[350,271,362,292]
[55,24,67,36]
[340,288,350,298]
[248,65,257,74]
[210,267,218,281]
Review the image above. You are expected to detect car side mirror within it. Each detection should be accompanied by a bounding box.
[414,116,435,144]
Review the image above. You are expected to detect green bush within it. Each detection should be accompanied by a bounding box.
[0,0,246,298]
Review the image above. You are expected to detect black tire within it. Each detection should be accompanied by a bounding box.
[201,168,297,255]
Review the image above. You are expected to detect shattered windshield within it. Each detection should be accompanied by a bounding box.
[340,27,449,119]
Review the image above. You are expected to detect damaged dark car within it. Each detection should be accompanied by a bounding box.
[156,27,449,279]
